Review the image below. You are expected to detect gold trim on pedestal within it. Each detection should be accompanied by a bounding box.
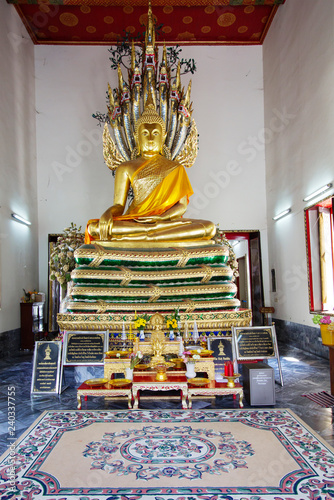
[66,298,241,313]
[75,244,229,266]
[71,283,237,300]
[57,307,252,332]
[71,265,233,283]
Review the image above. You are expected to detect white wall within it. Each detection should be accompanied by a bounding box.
[0,2,38,333]
[263,0,334,327]
[35,44,267,297]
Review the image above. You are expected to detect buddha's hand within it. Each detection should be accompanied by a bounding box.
[135,199,189,224]
[134,214,192,225]
[133,214,165,224]
[99,213,113,240]
[99,205,123,240]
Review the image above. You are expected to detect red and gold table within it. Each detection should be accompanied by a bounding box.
[187,380,244,408]
[77,381,132,409]
[193,357,216,380]
[132,373,188,409]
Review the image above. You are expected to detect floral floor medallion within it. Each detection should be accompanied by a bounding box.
[83,425,254,479]
[1,409,334,500]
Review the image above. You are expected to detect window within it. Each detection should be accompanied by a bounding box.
[305,196,334,313]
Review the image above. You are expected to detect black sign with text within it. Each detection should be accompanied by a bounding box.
[31,341,61,394]
[64,332,107,365]
[232,326,283,386]
[210,337,234,364]
[235,328,275,359]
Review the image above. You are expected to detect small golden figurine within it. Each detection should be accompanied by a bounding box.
[150,314,166,366]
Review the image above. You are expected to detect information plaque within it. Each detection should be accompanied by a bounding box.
[31,341,62,395]
[62,331,108,366]
[232,325,283,386]
[208,336,238,381]
[234,327,275,359]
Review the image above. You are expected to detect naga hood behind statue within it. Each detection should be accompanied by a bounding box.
[102,3,198,175]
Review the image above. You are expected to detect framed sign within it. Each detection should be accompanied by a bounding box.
[31,341,62,395]
[232,325,283,386]
[62,331,109,366]
[208,336,238,381]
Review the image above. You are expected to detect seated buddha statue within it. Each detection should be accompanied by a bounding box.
[87,100,216,244]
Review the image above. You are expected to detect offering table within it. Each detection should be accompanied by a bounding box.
[187,380,244,408]
[134,340,180,356]
[132,373,188,409]
[104,358,131,379]
[77,381,132,409]
[193,357,216,380]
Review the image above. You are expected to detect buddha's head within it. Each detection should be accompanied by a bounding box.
[135,101,166,158]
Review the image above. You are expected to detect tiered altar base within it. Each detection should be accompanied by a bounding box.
[57,242,252,334]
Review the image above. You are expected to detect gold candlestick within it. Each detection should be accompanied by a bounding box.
[226,373,240,388]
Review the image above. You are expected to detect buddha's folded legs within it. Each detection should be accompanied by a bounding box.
[88,218,216,242]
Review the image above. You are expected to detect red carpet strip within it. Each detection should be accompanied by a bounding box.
[301,391,334,407]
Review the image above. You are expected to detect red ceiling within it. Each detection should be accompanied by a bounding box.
[7,0,286,45]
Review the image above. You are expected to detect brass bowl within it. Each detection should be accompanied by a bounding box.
[105,350,129,358]
[109,379,132,387]
[135,364,149,371]
[84,378,109,386]
[199,350,214,357]
[188,377,209,386]
[170,358,186,369]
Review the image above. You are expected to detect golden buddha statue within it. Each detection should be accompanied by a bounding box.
[87,99,216,244]
[85,5,216,246]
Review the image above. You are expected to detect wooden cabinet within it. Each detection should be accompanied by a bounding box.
[20,302,45,350]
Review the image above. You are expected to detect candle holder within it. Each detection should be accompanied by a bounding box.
[155,364,167,381]
[225,373,240,388]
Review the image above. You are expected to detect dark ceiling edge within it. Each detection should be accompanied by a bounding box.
[13,3,279,46]
[8,0,286,5]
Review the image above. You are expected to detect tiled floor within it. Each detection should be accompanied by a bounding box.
[0,342,333,457]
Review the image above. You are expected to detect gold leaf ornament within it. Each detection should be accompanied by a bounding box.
[103,123,126,171]
[174,119,198,169]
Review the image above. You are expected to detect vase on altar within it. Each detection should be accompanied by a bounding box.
[185,362,196,379]
[125,367,134,380]
[169,330,174,341]
[139,330,145,341]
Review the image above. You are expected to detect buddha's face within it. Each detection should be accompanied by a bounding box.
[137,122,164,157]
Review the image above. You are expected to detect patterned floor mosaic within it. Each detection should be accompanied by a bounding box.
[1,409,334,499]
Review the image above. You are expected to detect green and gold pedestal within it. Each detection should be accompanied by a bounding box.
[57,243,252,334]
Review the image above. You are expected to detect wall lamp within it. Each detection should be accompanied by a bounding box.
[303,183,332,202]
[272,208,291,221]
[11,212,31,226]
